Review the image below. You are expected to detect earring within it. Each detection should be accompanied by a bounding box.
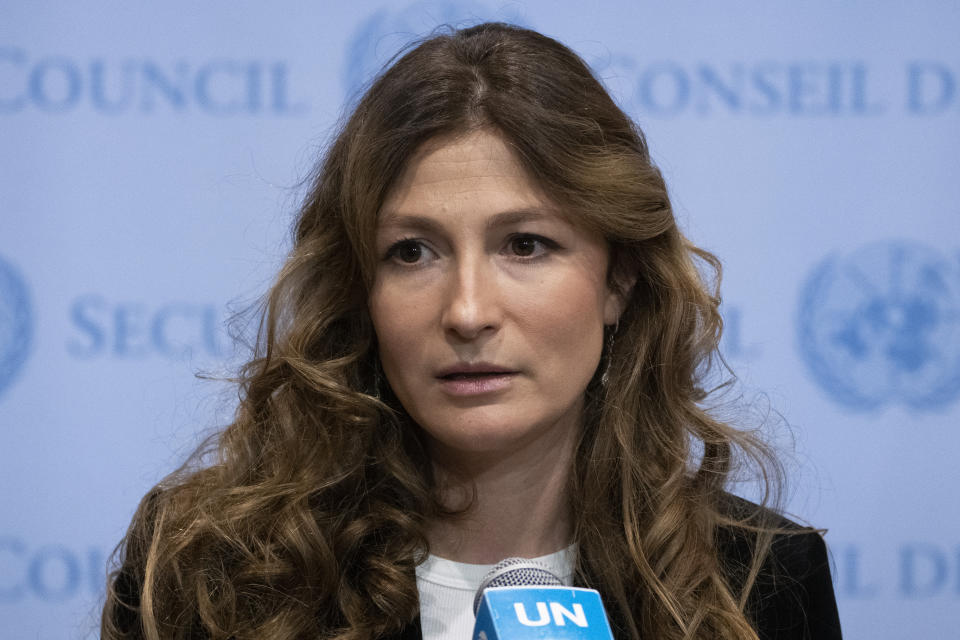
[368,356,383,400]
[600,323,617,387]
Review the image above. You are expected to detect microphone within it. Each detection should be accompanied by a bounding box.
[472,557,615,640]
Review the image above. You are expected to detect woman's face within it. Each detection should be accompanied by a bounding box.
[368,130,622,459]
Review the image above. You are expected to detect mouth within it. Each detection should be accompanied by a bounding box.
[436,364,518,380]
[439,371,516,380]
[435,365,518,395]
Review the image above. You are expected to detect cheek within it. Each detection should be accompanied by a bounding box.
[518,276,608,358]
[370,280,416,335]
[368,288,429,383]
[369,274,437,333]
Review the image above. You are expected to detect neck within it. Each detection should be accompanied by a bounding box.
[425,425,577,565]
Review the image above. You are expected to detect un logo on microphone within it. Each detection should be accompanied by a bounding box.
[0,255,33,399]
[798,241,960,410]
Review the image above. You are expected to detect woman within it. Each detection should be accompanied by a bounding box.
[102,23,841,640]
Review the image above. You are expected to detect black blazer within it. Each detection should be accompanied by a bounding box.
[719,524,842,639]
[109,505,842,639]
[388,526,842,640]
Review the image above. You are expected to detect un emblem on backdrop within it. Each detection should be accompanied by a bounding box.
[0,255,33,399]
[798,242,960,410]
[342,1,528,98]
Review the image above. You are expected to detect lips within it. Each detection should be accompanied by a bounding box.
[441,372,508,380]
[435,363,518,396]
[436,363,517,379]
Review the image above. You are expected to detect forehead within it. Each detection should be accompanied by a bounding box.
[379,129,553,226]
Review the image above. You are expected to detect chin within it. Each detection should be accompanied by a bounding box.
[418,407,574,458]
[426,423,524,456]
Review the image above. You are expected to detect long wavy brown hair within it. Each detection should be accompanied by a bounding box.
[103,22,791,640]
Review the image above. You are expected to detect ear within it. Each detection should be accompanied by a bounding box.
[603,271,637,326]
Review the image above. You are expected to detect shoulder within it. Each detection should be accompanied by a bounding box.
[714,493,827,574]
[103,484,197,638]
[715,494,843,640]
[103,486,168,638]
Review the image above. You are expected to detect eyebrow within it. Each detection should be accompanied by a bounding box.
[377,207,558,234]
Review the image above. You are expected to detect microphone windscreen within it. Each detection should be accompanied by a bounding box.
[473,557,564,615]
[471,556,615,640]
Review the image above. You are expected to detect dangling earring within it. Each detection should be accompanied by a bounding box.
[600,323,618,387]
[368,355,383,400]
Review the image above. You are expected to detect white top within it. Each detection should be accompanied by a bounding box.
[416,546,576,640]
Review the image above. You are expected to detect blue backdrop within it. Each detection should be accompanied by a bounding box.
[2,2,958,637]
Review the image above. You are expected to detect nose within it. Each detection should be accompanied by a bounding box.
[441,255,502,341]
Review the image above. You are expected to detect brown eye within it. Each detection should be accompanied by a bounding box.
[511,237,538,256]
[385,239,430,265]
[396,242,422,263]
[509,234,558,259]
